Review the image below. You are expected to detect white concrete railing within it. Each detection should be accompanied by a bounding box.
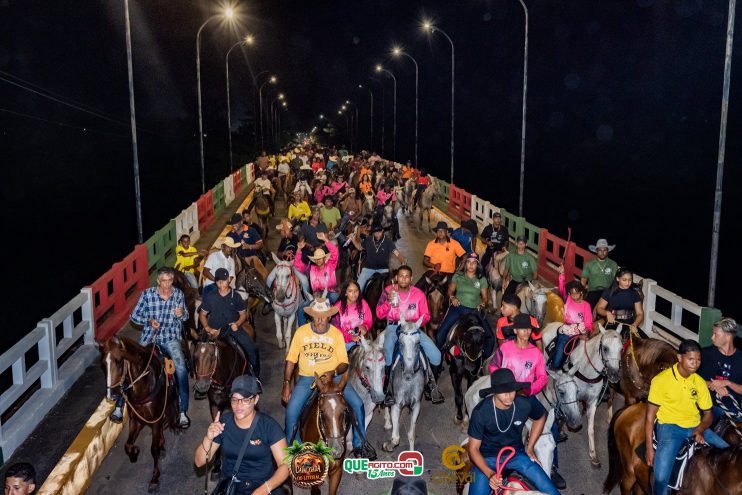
[224,176,235,206]
[0,289,98,459]
[175,202,200,244]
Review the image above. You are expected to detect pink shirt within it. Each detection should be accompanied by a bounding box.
[558,273,593,334]
[333,299,373,343]
[376,190,397,206]
[293,241,339,293]
[330,181,347,195]
[375,286,431,326]
[488,340,547,395]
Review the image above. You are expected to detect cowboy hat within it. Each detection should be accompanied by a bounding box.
[275,218,292,231]
[479,368,530,398]
[304,296,339,319]
[589,238,615,253]
[220,237,241,249]
[308,247,330,262]
[432,221,451,233]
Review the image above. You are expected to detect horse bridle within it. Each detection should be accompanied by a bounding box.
[540,376,580,414]
[272,265,299,309]
[193,341,219,381]
[456,325,485,363]
[316,390,351,444]
[581,333,620,381]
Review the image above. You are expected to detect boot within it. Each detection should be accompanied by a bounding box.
[551,467,567,489]
[383,365,395,406]
[425,361,444,405]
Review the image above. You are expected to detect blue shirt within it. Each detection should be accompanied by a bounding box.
[228,227,262,258]
[130,287,189,344]
[451,228,474,254]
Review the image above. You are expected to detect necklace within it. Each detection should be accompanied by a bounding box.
[492,397,516,433]
[397,288,412,305]
[372,237,385,253]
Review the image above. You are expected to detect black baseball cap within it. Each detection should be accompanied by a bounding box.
[230,375,263,398]
[214,268,230,281]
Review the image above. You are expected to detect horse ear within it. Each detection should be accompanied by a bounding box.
[598,323,606,334]
[425,276,432,285]
[415,316,425,329]
[528,280,535,291]
[440,275,449,286]
[360,336,371,352]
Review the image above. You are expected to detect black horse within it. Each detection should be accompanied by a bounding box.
[446,313,487,423]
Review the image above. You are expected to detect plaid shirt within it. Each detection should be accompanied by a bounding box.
[130,287,189,345]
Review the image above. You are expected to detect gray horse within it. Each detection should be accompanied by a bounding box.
[382,316,426,452]
[269,253,303,351]
[347,335,391,449]
[416,182,437,229]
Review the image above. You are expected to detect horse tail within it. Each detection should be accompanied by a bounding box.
[603,405,628,493]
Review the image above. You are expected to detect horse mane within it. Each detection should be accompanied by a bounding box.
[633,338,677,375]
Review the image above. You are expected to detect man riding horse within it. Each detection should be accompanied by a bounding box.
[281,297,376,460]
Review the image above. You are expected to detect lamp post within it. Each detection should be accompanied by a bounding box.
[375,65,397,161]
[277,103,288,145]
[196,7,235,194]
[344,100,359,153]
[226,35,254,173]
[269,94,285,148]
[357,84,373,151]
[514,1,529,217]
[367,77,385,156]
[392,46,419,167]
[123,0,143,242]
[708,0,737,307]
[251,70,268,147]
[423,20,455,184]
[339,109,351,148]
[258,76,276,150]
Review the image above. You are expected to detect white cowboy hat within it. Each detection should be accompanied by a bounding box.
[307,248,330,263]
[220,237,241,249]
[589,238,616,253]
[304,296,339,319]
[275,218,292,231]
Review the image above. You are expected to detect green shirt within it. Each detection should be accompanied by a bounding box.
[320,206,341,228]
[506,251,537,282]
[452,272,489,308]
[582,257,619,291]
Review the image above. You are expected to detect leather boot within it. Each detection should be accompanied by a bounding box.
[424,361,444,405]
[383,365,395,406]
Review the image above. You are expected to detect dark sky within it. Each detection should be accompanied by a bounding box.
[1,0,740,348]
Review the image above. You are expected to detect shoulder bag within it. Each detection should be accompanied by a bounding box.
[212,413,262,495]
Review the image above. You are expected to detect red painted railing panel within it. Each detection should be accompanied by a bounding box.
[538,228,574,286]
[87,244,149,340]
[448,185,471,221]
[197,191,215,232]
[233,170,242,194]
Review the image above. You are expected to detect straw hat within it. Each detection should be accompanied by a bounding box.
[220,237,241,249]
[304,296,339,319]
[308,248,330,263]
[275,218,292,231]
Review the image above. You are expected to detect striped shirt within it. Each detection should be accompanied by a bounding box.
[130,287,189,345]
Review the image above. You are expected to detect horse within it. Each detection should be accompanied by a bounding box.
[416,183,436,230]
[445,313,488,424]
[293,178,313,203]
[235,256,272,322]
[415,272,449,341]
[403,178,416,214]
[608,330,677,423]
[299,373,351,495]
[270,253,303,350]
[252,186,272,239]
[382,316,426,452]
[100,336,181,492]
[604,402,742,495]
[463,369,584,479]
[347,335,391,449]
[190,329,249,481]
[541,322,623,467]
[486,250,509,312]
[362,192,376,217]
[517,281,554,327]
[363,270,394,339]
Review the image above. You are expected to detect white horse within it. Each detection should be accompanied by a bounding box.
[541,322,623,468]
[416,183,437,229]
[293,178,312,201]
[517,281,554,327]
[269,253,303,351]
[381,316,426,452]
[486,250,509,311]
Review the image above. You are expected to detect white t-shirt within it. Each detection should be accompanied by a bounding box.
[278,163,290,174]
[255,177,272,191]
[203,250,236,287]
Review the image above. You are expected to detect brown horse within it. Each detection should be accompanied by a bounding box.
[363,270,395,339]
[415,272,449,341]
[100,336,181,492]
[604,402,742,495]
[190,328,249,481]
[253,189,272,239]
[299,373,351,495]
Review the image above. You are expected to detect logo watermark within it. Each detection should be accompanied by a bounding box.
[343,451,424,479]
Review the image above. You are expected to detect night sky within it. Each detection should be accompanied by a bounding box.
[1,0,740,350]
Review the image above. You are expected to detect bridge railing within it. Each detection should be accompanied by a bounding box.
[428,176,723,345]
[175,202,200,244]
[224,176,235,206]
[145,219,177,285]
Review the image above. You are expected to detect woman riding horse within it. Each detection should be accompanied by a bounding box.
[333,280,373,352]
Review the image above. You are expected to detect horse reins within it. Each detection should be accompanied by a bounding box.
[272,265,299,310]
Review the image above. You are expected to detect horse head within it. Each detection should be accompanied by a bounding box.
[355,336,386,404]
[455,315,486,368]
[270,254,295,303]
[548,370,582,430]
[191,333,219,395]
[597,324,623,383]
[315,372,351,459]
[522,281,553,326]
[238,262,272,304]
[100,336,127,402]
[398,316,425,373]
[424,274,449,327]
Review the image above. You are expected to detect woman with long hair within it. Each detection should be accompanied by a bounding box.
[333,280,373,351]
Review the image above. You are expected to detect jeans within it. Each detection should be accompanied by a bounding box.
[297,292,339,326]
[434,305,494,358]
[470,451,560,495]
[285,375,366,448]
[550,333,573,370]
[652,422,730,495]
[221,326,260,378]
[266,266,311,299]
[383,324,441,367]
[160,339,189,413]
[357,268,389,292]
[551,418,559,468]
[183,272,199,289]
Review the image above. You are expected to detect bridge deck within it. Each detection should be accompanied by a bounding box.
[47,196,618,494]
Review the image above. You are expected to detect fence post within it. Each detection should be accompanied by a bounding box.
[37,319,57,389]
[698,307,723,346]
[81,287,95,345]
[642,278,658,337]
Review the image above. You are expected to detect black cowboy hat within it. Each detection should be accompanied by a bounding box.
[432,221,451,233]
[512,313,534,330]
[227,213,242,225]
[479,368,530,398]
[462,219,479,236]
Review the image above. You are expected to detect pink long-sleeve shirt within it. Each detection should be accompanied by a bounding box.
[293,241,339,293]
[558,272,593,335]
[376,190,397,206]
[333,299,373,343]
[375,286,431,327]
[488,340,548,395]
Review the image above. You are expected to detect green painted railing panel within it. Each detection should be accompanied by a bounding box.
[433,177,450,212]
[523,220,541,253]
[698,307,723,347]
[145,219,177,285]
[213,182,225,212]
[240,165,247,180]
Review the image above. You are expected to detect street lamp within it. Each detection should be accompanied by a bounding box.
[225,34,254,173]
[357,84,373,151]
[367,77,385,156]
[392,46,419,167]
[344,100,359,154]
[123,0,143,242]
[422,20,455,184]
[375,64,397,161]
[258,75,277,149]
[270,94,284,147]
[513,0,529,217]
[196,6,237,193]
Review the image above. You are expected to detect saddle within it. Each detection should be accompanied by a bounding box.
[634,428,698,490]
[501,471,537,492]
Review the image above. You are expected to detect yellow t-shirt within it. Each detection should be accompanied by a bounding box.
[288,201,311,221]
[424,239,466,274]
[648,364,712,428]
[175,245,199,273]
[287,324,349,376]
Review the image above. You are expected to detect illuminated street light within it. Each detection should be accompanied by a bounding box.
[391,45,420,167]
[225,33,255,172]
[375,64,397,161]
[258,75,277,149]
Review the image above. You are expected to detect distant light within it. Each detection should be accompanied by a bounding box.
[338,110,342,115]
[270,76,277,83]
[422,20,433,31]
[392,46,401,55]
[225,7,234,18]
[319,114,324,119]
[345,100,350,104]
[282,101,287,107]
[341,105,347,110]
[245,35,254,45]
[357,84,363,88]
[375,64,382,72]
[278,93,285,99]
